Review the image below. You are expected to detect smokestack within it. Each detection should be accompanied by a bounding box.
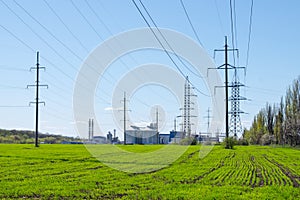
[88,119,91,141]
[113,129,116,139]
[91,119,94,139]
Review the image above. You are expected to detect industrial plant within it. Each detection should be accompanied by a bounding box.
[85,76,223,145]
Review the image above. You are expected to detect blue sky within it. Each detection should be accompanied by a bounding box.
[0,0,299,139]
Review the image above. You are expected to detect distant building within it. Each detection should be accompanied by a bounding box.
[125,125,158,144]
[159,134,170,144]
[198,132,219,143]
[92,136,106,144]
[169,130,184,143]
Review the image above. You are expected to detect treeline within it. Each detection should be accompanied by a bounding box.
[0,129,81,144]
[243,77,300,146]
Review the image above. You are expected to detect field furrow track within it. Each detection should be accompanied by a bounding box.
[0,144,299,199]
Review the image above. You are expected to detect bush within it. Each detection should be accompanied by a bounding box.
[237,139,249,146]
[179,137,198,145]
[223,137,236,149]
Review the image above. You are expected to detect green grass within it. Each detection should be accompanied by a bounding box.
[0,144,299,199]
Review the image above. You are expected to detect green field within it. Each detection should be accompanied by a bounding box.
[0,144,299,199]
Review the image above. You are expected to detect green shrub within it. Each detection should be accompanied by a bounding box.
[179,137,198,145]
[237,139,249,146]
[223,137,237,149]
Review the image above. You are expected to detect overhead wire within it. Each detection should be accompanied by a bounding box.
[245,0,254,74]
[42,0,89,53]
[0,0,76,83]
[138,0,205,81]
[73,0,171,108]
[69,0,180,109]
[214,0,226,36]
[5,0,113,105]
[0,66,29,72]
[2,1,164,129]
[229,0,236,67]
[13,0,112,98]
[179,0,204,47]
[233,0,239,65]
[0,84,26,90]
[132,0,210,97]
[70,0,156,109]
[0,1,114,122]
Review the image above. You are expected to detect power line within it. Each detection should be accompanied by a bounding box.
[138,0,205,81]
[233,0,238,64]
[1,1,164,135]
[214,0,226,36]
[45,0,182,111]
[132,0,209,97]
[0,66,28,72]
[0,0,76,82]
[73,0,168,107]
[0,84,26,90]
[2,0,114,105]
[13,0,86,69]
[42,0,89,53]
[229,0,236,66]
[246,0,254,73]
[179,0,204,47]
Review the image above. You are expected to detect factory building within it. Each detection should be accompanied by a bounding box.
[125,124,158,144]
[91,136,107,144]
[169,130,184,143]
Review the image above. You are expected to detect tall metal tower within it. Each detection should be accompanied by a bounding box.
[178,76,197,138]
[229,69,246,137]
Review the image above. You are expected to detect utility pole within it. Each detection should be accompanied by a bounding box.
[204,107,213,135]
[212,37,238,148]
[27,52,48,147]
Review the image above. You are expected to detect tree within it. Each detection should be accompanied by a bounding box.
[265,103,275,136]
[274,98,284,144]
[246,76,300,146]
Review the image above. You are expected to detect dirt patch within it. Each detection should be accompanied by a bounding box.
[188,150,199,158]
[180,166,218,184]
[86,166,103,170]
[255,168,264,187]
[264,156,299,188]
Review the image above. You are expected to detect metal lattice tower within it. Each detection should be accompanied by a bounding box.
[229,69,246,137]
[178,76,197,138]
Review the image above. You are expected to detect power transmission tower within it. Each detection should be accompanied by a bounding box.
[204,107,213,135]
[178,76,197,138]
[210,37,246,147]
[120,92,130,145]
[211,37,238,148]
[229,68,247,138]
[27,51,48,147]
